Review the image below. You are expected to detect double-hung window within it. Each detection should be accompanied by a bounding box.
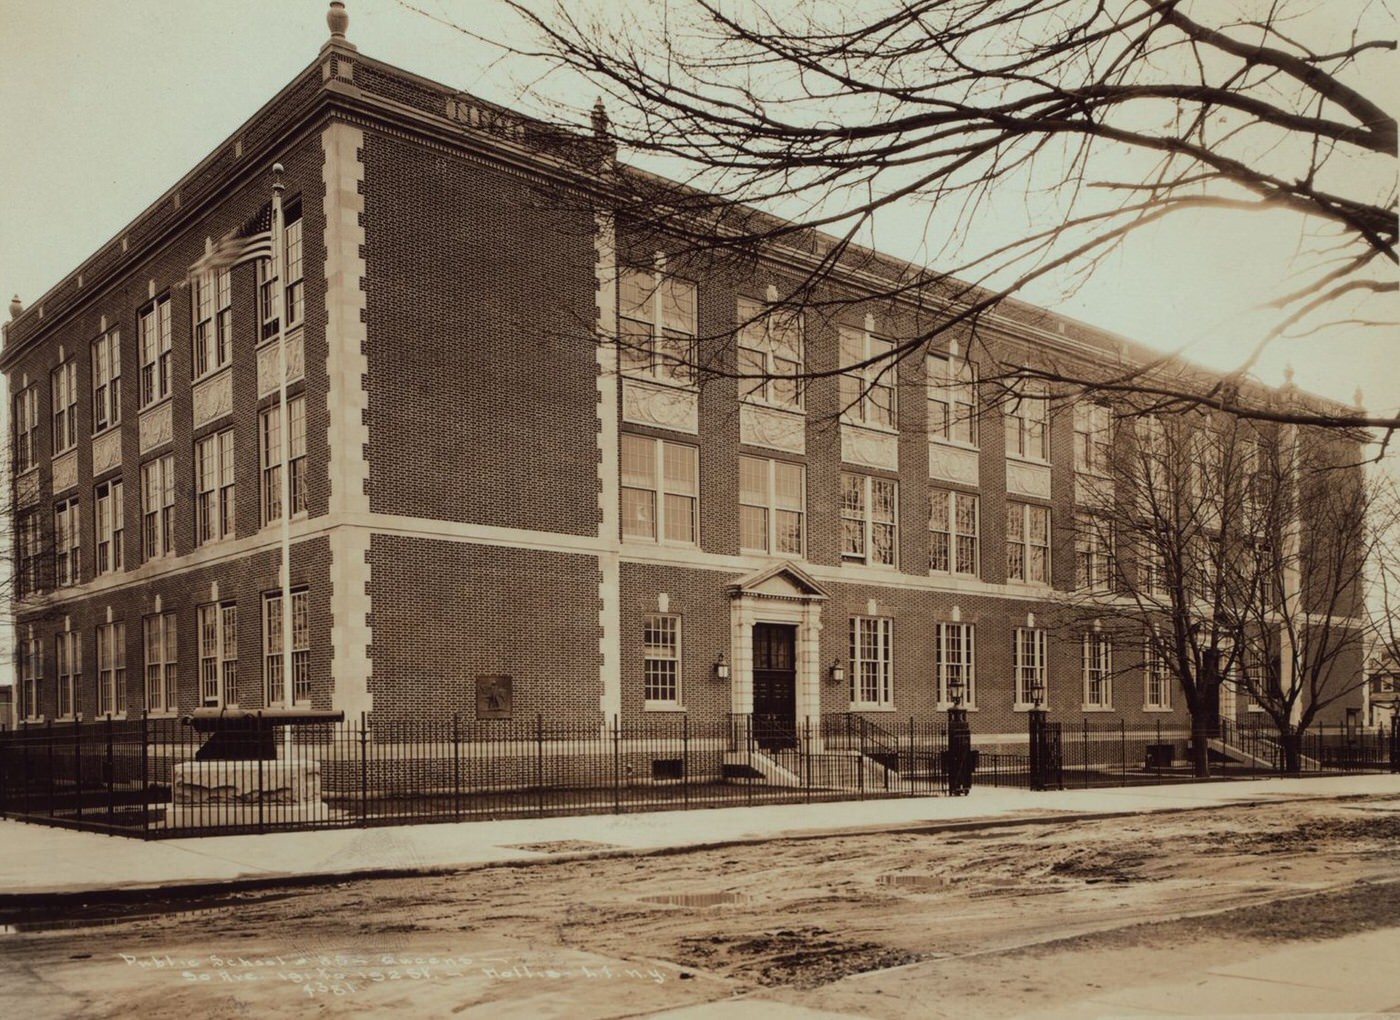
[927,353,976,445]
[259,200,304,339]
[1004,384,1048,461]
[92,329,122,432]
[138,296,172,407]
[1083,633,1113,709]
[17,511,42,597]
[21,636,41,721]
[96,621,126,717]
[849,616,893,709]
[196,429,236,544]
[839,326,896,429]
[54,497,80,587]
[621,434,698,544]
[56,630,80,719]
[260,395,307,524]
[144,613,177,714]
[141,455,175,559]
[95,479,124,574]
[263,588,310,705]
[739,455,804,556]
[1074,403,1112,475]
[736,297,802,408]
[929,489,978,576]
[1076,515,1113,591]
[619,267,696,385]
[198,603,238,707]
[1014,628,1048,707]
[1007,502,1050,584]
[1144,640,1171,710]
[643,614,681,707]
[193,267,232,377]
[936,622,976,707]
[13,386,39,474]
[51,360,78,454]
[841,473,897,567]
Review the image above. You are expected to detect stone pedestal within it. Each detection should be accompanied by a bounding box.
[173,759,322,805]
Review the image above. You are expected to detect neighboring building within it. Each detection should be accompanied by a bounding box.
[1367,651,1400,727]
[2,5,1364,757]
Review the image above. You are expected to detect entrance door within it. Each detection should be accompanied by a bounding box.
[752,623,797,750]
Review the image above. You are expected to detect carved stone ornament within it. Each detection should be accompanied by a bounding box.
[193,368,234,428]
[1006,459,1052,499]
[51,450,77,493]
[929,442,980,486]
[92,430,121,475]
[740,403,805,454]
[841,425,899,471]
[139,401,173,454]
[257,332,306,398]
[622,377,699,434]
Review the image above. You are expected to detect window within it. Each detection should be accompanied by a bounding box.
[1076,515,1113,591]
[96,621,126,717]
[1074,403,1112,475]
[16,510,43,598]
[849,616,893,708]
[936,622,976,707]
[619,267,696,385]
[839,326,896,429]
[929,489,978,576]
[196,429,236,544]
[643,614,681,705]
[1083,633,1113,708]
[13,385,39,474]
[95,479,124,574]
[739,456,804,556]
[56,631,80,719]
[1014,628,1048,707]
[259,200,304,340]
[141,455,175,559]
[841,473,897,567]
[21,636,41,721]
[927,353,977,445]
[1139,538,1166,598]
[92,329,122,432]
[1004,385,1048,461]
[54,498,80,587]
[144,613,177,714]
[198,603,238,707]
[192,267,232,377]
[1007,502,1050,584]
[260,395,308,524]
[51,360,78,454]
[138,296,172,407]
[621,434,698,544]
[1251,539,1275,609]
[736,297,803,408]
[263,589,310,705]
[1144,641,1171,710]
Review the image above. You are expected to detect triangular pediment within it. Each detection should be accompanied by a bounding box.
[727,561,829,601]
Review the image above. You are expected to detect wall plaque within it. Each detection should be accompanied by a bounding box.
[476,675,513,720]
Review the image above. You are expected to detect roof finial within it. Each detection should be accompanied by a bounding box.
[8,295,21,320]
[591,97,610,139]
[328,1,349,41]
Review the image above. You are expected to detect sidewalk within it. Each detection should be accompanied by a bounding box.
[1,773,1395,901]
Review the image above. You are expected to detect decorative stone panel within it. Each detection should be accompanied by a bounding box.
[257,330,306,398]
[622,377,699,434]
[740,403,805,454]
[1074,471,1112,506]
[841,425,899,471]
[51,450,77,493]
[138,401,173,454]
[192,368,234,428]
[929,443,979,486]
[92,430,121,475]
[1006,459,1052,499]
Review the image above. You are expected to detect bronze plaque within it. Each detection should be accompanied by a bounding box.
[476,675,513,720]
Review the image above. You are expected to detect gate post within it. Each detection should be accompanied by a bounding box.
[946,678,972,796]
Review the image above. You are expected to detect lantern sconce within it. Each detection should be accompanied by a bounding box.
[714,653,730,681]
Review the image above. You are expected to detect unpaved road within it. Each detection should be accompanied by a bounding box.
[1,793,1397,1018]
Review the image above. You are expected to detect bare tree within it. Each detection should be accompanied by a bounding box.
[449,0,1398,430]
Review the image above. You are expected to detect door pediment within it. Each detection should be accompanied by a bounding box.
[727,561,829,602]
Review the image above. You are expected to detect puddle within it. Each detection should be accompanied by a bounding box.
[638,891,750,907]
[876,874,953,890]
[0,892,295,934]
[502,840,624,854]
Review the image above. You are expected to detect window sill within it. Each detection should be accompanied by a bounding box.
[929,437,979,453]
[621,371,698,393]
[90,424,121,441]
[1012,703,1048,713]
[1006,453,1050,467]
[1142,705,1174,713]
[1081,705,1115,713]
[146,711,179,719]
[841,558,898,570]
[138,395,173,415]
[53,444,78,458]
[1007,579,1054,590]
[742,398,804,415]
[849,704,895,713]
[936,703,977,712]
[929,570,980,581]
[192,364,232,387]
[841,419,900,437]
[643,703,686,713]
[256,322,305,348]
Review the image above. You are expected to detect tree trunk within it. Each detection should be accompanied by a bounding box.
[1190,713,1213,778]
[1281,730,1302,774]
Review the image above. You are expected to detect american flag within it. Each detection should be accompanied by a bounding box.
[190,203,274,275]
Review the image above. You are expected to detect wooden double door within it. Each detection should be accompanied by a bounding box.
[752,623,797,750]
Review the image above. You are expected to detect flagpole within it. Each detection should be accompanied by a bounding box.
[271,164,294,735]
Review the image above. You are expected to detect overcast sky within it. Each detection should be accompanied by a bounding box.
[1,0,1395,444]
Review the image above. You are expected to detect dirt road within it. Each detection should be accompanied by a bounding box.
[1,792,1396,1018]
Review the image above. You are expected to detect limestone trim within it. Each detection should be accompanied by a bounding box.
[138,400,173,454]
[929,442,980,486]
[841,424,899,471]
[92,429,121,476]
[192,367,234,428]
[51,451,77,494]
[1006,458,1052,499]
[728,571,825,740]
[740,402,805,454]
[622,377,699,434]
[257,329,306,397]
[596,211,623,723]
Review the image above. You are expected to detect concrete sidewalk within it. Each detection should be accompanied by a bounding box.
[1,773,1395,900]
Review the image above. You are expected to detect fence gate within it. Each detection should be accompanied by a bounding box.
[1030,717,1064,791]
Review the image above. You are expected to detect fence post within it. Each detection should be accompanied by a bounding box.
[46,718,54,819]
[452,713,461,821]
[256,711,265,834]
[140,711,150,835]
[357,713,368,824]
[73,716,83,820]
[804,717,812,803]
[535,713,544,816]
[105,714,115,819]
[1120,719,1126,784]
[1081,718,1089,790]
[858,716,867,798]
[612,715,621,815]
[682,714,690,809]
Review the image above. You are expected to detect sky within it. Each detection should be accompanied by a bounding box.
[0,0,1395,436]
